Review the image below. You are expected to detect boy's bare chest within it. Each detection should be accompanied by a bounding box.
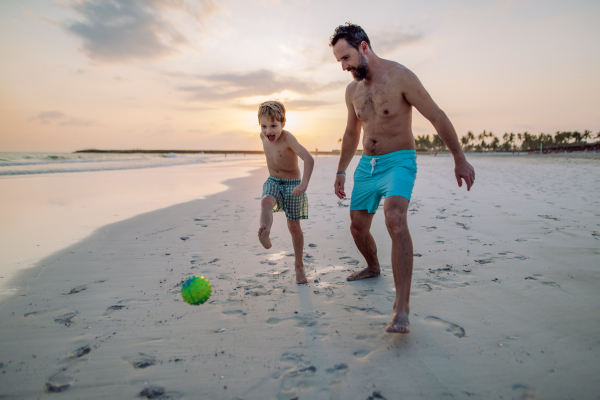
[262,139,297,167]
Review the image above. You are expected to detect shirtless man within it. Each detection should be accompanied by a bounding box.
[330,23,475,333]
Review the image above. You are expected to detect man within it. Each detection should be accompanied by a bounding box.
[331,23,475,334]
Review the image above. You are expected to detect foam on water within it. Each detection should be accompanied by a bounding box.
[0,152,220,175]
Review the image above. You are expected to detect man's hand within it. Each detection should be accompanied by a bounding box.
[455,159,475,191]
[334,174,346,199]
[292,184,307,196]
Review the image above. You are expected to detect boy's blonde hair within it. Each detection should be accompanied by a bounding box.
[258,100,286,124]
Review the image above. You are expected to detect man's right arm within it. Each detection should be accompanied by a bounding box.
[335,85,362,199]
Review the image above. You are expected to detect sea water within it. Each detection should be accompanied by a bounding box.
[0,152,265,296]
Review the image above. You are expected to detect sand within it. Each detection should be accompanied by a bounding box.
[0,154,599,399]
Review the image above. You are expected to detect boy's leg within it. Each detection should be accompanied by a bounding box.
[258,195,276,249]
[287,219,307,284]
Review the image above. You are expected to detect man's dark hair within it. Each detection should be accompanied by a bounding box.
[329,22,371,50]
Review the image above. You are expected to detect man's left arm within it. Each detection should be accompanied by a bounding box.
[401,69,475,191]
[287,133,315,195]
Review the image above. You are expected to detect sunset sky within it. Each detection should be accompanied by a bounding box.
[1,0,599,152]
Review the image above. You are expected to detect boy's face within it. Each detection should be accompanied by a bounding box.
[259,116,285,142]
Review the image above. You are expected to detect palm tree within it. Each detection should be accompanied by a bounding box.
[572,131,582,143]
[502,133,510,151]
[467,131,475,145]
[509,133,515,151]
[491,136,500,151]
[583,130,591,142]
[460,135,469,150]
[433,134,446,150]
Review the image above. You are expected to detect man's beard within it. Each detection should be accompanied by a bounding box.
[350,52,369,81]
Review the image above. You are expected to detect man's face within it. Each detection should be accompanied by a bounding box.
[260,116,284,142]
[332,39,369,82]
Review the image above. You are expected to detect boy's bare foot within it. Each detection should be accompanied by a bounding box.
[347,266,380,281]
[258,224,272,249]
[295,265,308,284]
[386,311,410,334]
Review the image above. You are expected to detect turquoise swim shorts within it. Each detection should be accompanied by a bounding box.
[262,177,308,221]
[350,149,417,214]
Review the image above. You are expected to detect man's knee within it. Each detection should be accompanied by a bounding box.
[350,219,369,238]
[384,201,408,235]
[261,195,276,208]
[385,213,408,236]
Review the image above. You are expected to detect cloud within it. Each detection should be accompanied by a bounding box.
[63,0,216,63]
[234,99,334,112]
[178,69,346,101]
[369,29,424,54]
[28,111,66,123]
[28,111,97,126]
[60,118,97,126]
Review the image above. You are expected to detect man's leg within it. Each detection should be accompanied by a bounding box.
[347,210,380,281]
[258,195,276,249]
[383,196,413,333]
[287,219,308,284]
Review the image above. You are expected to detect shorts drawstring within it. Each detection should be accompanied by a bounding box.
[370,158,379,176]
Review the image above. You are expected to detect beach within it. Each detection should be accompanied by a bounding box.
[0,153,599,399]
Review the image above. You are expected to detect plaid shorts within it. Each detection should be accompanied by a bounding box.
[262,176,308,221]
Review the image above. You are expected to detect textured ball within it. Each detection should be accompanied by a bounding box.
[181,276,212,305]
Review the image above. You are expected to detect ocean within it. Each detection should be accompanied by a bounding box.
[0,151,248,176]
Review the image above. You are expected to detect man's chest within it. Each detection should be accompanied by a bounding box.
[353,83,405,121]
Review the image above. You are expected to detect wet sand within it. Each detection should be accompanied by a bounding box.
[0,154,599,399]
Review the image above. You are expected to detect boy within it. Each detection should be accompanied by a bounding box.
[257,100,314,285]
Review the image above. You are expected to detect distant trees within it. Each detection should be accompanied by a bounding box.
[413,129,598,152]
[452,129,598,152]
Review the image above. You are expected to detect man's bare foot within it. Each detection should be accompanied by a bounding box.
[295,265,308,284]
[346,266,380,281]
[258,224,272,249]
[386,312,410,334]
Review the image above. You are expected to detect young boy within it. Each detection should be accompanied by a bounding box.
[257,100,314,285]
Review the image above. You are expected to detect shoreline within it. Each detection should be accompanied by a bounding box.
[0,159,264,297]
[74,148,600,159]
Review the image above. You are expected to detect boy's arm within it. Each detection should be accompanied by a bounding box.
[335,84,362,199]
[286,132,314,195]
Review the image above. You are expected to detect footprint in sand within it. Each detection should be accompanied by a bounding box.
[61,345,91,363]
[54,311,78,327]
[138,386,182,399]
[339,256,360,265]
[123,354,157,369]
[64,280,106,295]
[45,372,72,393]
[524,274,561,288]
[222,309,247,316]
[538,215,559,221]
[424,316,467,338]
[102,305,126,316]
[325,363,349,384]
[273,352,318,397]
[512,384,536,400]
[352,348,373,358]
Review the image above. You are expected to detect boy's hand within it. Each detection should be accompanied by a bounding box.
[334,174,346,199]
[292,184,307,196]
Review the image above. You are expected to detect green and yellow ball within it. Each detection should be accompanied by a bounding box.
[181,276,212,305]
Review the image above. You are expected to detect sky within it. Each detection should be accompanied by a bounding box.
[1,0,599,152]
